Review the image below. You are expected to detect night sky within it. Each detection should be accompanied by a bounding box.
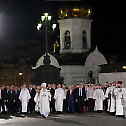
[0,0,125,61]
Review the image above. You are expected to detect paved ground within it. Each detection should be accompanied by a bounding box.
[0,112,126,126]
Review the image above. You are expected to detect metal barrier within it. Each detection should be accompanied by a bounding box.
[73,77,99,84]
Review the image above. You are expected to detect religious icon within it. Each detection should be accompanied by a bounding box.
[64,30,71,49]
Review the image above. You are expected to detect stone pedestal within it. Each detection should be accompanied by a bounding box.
[60,65,85,87]
[31,64,64,85]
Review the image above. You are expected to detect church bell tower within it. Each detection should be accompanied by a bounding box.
[58,1,92,54]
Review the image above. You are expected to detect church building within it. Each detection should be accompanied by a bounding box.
[32,1,107,87]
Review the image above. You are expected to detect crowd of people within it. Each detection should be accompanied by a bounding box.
[0,81,126,118]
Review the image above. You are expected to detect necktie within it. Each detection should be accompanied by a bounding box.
[70,90,72,95]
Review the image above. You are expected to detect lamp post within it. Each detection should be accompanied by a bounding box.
[37,13,56,65]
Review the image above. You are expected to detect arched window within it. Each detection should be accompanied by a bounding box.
[82,30,87,49]
[64,30,71,49]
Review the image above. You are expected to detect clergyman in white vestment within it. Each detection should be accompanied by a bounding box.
[34,87,41,112]
[39,83,51,118]
[105,83,116,114]
[122,86,126,118]
[114,82,125,116]
[54,84,65,113]
[19,83,31,113]
[93,84,105,111]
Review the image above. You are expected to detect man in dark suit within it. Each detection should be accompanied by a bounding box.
[76,83,86,113]
[103,82,109,112]
[48,84,55,113]
[7,85,16,114]
[6,86,10,111]
[0,85,6,114]
[73,84,79,112]
[14,87,21,113]
[62,84,68,113]
[28,84,36,113]
[66,86,75,113]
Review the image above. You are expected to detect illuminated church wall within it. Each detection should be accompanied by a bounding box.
[60,65,85,86]
[58,18,92,54]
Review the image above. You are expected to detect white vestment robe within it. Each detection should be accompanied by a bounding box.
[105,86,116,112]
[19,88,31,113]
[93,89,105,111]
[114,87,125,116]
[34,93,40,112]
[122,88,126,117]
[39,89,51,117]
[54,88,65,112]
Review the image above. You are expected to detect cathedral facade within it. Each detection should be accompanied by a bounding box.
[32,1,108,87]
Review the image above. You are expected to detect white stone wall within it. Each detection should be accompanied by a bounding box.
[60,65,85,87]
[99,72,126,87]
[58,18,92,54]
[85,47,107,82]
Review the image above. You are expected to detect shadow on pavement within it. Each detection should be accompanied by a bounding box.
[0,113,40,120]
[48,117,84,125]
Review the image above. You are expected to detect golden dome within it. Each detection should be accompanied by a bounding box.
[58,1,92,19]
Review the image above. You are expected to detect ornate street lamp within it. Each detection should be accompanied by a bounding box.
[37,13,56,65]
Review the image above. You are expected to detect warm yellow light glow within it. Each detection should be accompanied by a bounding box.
[48,16,51,20]
[19,72,23,75]
[88,9,90,14]
[44,13,48,17]
[74,15,78,17]
[54,44,55,52]
[61,10,63,14]
[58,3,92,19]
[56,41,59,47]
[56,41,58,44]
[123,66,126,69]
[74,9,79,11]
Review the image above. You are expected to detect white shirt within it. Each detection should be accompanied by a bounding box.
[79,88,82,96]
[70,90,72,95]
